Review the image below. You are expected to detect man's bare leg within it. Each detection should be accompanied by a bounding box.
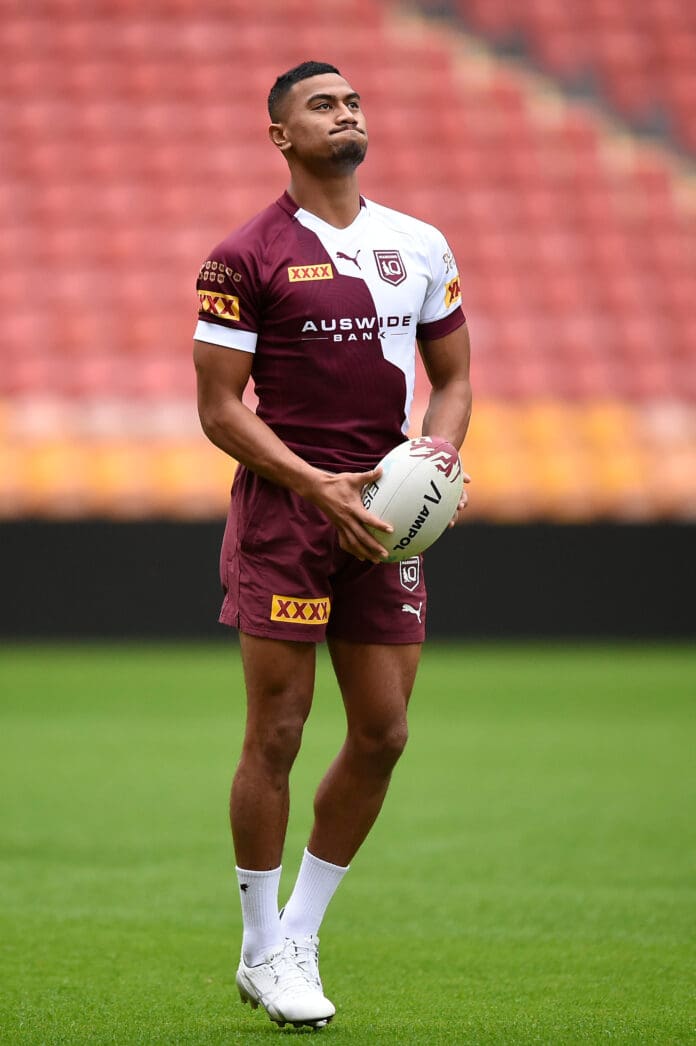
[232,634,316,868]
[231,634,315,966]
[310,639,421,864]
[281,640,420,940]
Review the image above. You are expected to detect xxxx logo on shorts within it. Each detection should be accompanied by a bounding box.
[270,595,331,624]
[445,276,461,307]
[198,290,240,320]
[288,264,334,282]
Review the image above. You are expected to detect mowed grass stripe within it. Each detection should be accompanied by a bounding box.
[1,643,694,1044]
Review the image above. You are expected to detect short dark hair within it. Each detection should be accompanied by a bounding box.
[268,61,341,121]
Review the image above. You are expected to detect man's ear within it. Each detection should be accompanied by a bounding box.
[269,123,292,154]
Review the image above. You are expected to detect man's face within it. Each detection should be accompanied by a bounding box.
[272,73,368,171]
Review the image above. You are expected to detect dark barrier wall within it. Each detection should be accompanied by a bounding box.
[0,521,692,639]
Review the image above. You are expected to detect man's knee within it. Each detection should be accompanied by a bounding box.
[349,718,409,773]
[244,712,307,776]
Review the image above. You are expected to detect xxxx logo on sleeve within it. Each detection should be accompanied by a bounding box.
[270,594,331,624]
[445,276,461,307]
[198,291,240,320]
[288,264,334,282]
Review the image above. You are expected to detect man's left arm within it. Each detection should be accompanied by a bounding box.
[418,322,473,522]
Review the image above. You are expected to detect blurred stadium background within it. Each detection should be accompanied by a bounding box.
[3,6,695,1042]
[1,0,695,637]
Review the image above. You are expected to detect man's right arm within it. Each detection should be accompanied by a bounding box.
[193,339,392,562]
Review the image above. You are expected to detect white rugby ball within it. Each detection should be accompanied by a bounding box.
[362,437,464,563]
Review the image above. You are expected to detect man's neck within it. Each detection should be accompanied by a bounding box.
[287,171,361,229]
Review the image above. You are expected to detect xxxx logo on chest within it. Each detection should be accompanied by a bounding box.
[288,264,334,282]
[270,594,331,624]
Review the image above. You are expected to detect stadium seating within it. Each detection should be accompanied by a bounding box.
[449,0,696,152]
[1,0,695,521]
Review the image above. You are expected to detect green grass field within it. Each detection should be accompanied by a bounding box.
[1,642,694,1045]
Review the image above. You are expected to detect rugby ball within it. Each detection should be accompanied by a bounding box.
[362,437,464,563]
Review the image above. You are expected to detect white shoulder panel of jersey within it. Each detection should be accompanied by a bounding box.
[361,199,443,247]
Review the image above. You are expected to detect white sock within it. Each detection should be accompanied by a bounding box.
[281,849,349,939]
[236,865,284,966]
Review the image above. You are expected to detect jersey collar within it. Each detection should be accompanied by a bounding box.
[278,191,367,234]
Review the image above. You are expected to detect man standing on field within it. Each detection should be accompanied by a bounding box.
[193,60,472,1030]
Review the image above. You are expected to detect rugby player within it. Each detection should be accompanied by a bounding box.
[193,60,472,1030]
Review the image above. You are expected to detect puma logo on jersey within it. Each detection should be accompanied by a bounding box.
[401,602,423,623]
[336,249,362,270]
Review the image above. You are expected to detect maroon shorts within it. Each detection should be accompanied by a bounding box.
[218,466,427,643]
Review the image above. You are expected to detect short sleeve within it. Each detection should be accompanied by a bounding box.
[416,228,466,342]
[193,243,260,353]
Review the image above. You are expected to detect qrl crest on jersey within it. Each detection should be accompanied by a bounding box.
[374,250,407,286]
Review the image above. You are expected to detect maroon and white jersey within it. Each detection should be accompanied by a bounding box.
[194,191,465,471]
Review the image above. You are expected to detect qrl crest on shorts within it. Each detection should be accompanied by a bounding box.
[374,250,407,286]
[399,557,420,592]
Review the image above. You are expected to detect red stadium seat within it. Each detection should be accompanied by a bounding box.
[455,0,696,151]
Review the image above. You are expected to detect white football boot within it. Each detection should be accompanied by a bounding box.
[288,933,324,992]
[277,907,327,993]
[235,938,335,1029]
